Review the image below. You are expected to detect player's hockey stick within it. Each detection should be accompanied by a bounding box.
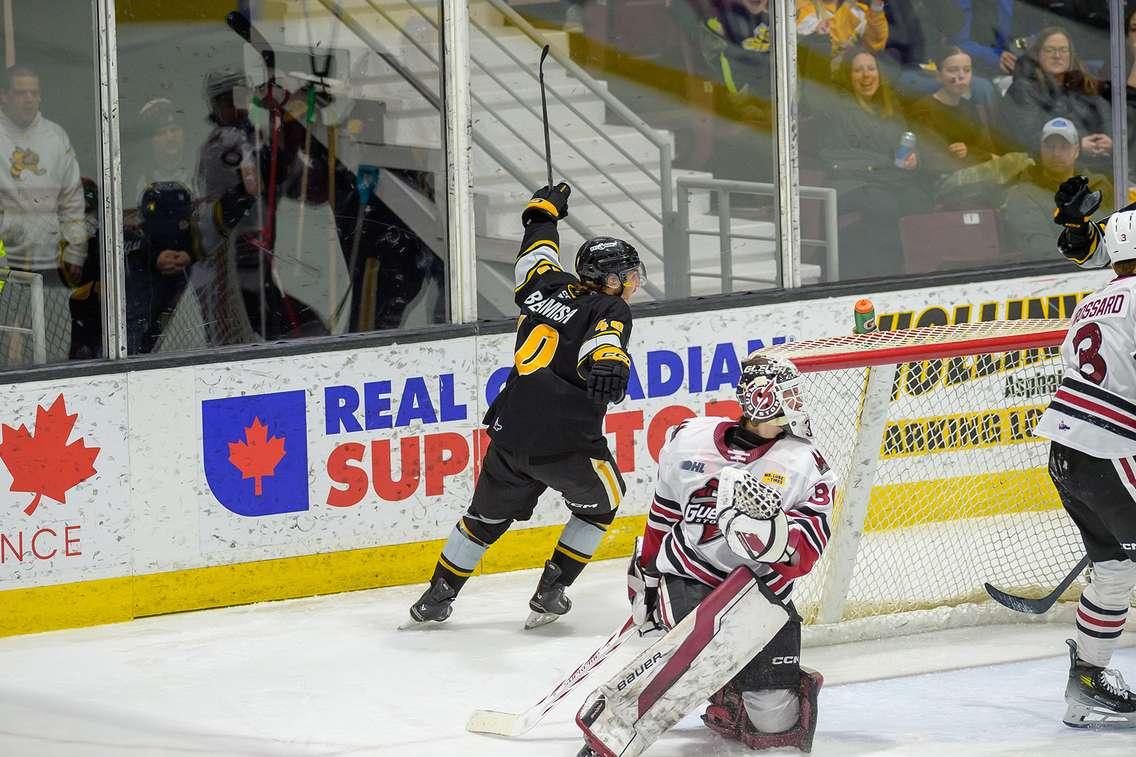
[466,614,636,737]
[984,555,1090,614]
[538,44,553,188]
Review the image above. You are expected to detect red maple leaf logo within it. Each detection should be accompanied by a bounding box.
[228,417,286,496]
[0,394,100,516]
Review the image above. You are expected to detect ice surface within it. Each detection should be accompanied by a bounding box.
[0,558,1131,756]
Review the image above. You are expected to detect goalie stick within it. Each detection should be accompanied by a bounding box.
[466,615,636,737]
[984,555,1090,614]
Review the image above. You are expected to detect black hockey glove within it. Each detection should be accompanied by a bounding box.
[522,182,571,226]
[1053,176,1102,229]
[586,359,630,405]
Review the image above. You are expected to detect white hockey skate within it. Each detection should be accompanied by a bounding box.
[1064,639,1136,729]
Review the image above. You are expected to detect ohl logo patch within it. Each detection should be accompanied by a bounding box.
[202,390,308,516]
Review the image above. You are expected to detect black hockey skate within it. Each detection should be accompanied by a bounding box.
[1063,639,1136,729]
[400,576,457,630]
[525,560,572,630]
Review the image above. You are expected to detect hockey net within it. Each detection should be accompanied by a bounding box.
[755,320,1123,643]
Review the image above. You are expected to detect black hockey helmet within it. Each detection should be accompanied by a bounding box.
[575,236,645,291]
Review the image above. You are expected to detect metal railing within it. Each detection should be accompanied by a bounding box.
[673,177,838,298]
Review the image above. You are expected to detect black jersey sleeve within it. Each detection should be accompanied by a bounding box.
[1059,200,1136,269]
[576,296,634,379]
[513,218,566,305]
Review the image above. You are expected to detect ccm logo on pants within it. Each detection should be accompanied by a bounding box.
[772,656,800,665]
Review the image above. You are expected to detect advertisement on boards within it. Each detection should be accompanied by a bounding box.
[195,269,1109,555]
[0,377,130,589]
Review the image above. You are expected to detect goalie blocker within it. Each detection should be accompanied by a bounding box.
[576,565,821,757]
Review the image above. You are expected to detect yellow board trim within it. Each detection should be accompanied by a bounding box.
[0,514,647,639]
[0,466,1062,638]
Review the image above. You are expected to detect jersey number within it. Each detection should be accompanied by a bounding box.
[515,324,559,375]
[1072,322,1107,385]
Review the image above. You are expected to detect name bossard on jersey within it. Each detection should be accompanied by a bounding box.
[1071,291,1129,325]
[523,289,578,324]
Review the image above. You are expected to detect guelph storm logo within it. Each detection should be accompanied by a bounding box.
[684,480,724,544]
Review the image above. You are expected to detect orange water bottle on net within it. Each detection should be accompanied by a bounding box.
[854,298,877,335]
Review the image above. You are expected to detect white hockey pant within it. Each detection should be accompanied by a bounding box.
[576,566,789,757]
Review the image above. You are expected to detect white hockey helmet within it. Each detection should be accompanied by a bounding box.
[1105,209,1136,265]
[736,354,812,439]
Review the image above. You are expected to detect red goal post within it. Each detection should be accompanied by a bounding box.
[752,319,1096,641]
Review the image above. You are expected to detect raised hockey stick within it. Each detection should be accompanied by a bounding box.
[466,614,636,737]
[984,555,1090,614]
[538,44,553,188]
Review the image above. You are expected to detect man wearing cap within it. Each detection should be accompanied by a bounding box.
[1001,117,1112,261]
[0,63,86,364]
[133,98,194,200]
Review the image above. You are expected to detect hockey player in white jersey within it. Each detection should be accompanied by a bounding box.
[575,353,835,756]
[1035,208,1136,729]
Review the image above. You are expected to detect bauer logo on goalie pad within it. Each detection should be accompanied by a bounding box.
[616,652,664,691]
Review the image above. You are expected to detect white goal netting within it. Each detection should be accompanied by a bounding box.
[755,320,1128,638]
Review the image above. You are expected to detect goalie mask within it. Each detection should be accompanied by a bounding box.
[736,355,812,439]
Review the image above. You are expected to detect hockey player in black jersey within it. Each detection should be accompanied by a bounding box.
[1053,175,1135,269]
[404,182,644,630]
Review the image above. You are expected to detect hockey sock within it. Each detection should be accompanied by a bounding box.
[1075,559,1135,667]
[432,513,512,591]
[550,511,615,585]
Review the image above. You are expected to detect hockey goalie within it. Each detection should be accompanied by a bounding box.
[576,354,835,756]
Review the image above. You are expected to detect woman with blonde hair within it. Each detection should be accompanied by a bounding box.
[814,47,928,279]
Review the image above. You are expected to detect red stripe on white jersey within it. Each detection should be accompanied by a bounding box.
[1055,388,1136,431]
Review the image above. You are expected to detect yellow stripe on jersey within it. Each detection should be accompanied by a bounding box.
[525,198,561,219]
[590,458,622,510]
[514,259,563,292]
[521,238,559,256]
[554,544,592,564]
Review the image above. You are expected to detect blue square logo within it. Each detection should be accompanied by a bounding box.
[201,390,309,516]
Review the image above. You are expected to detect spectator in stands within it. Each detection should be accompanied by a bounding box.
[906,47,997,186]
[952,0,1016,80]
[674,0,775,181]
[797,0,888,76]
[0,64,87,365]
[1100,7,1136,184]
[1002,27,1111,167]
[688,0,771,102]
[1001,117,1112,261]
[878,0,938,97]
[816,47,927,278]
[132,98,194,200]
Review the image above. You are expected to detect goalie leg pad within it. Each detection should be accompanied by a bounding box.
[576,567,790,757]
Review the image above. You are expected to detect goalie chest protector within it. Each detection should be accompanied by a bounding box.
[651,417,834,597]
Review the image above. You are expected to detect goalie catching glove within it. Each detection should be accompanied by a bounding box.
[522,182,571,226]
[715,466,793,564]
